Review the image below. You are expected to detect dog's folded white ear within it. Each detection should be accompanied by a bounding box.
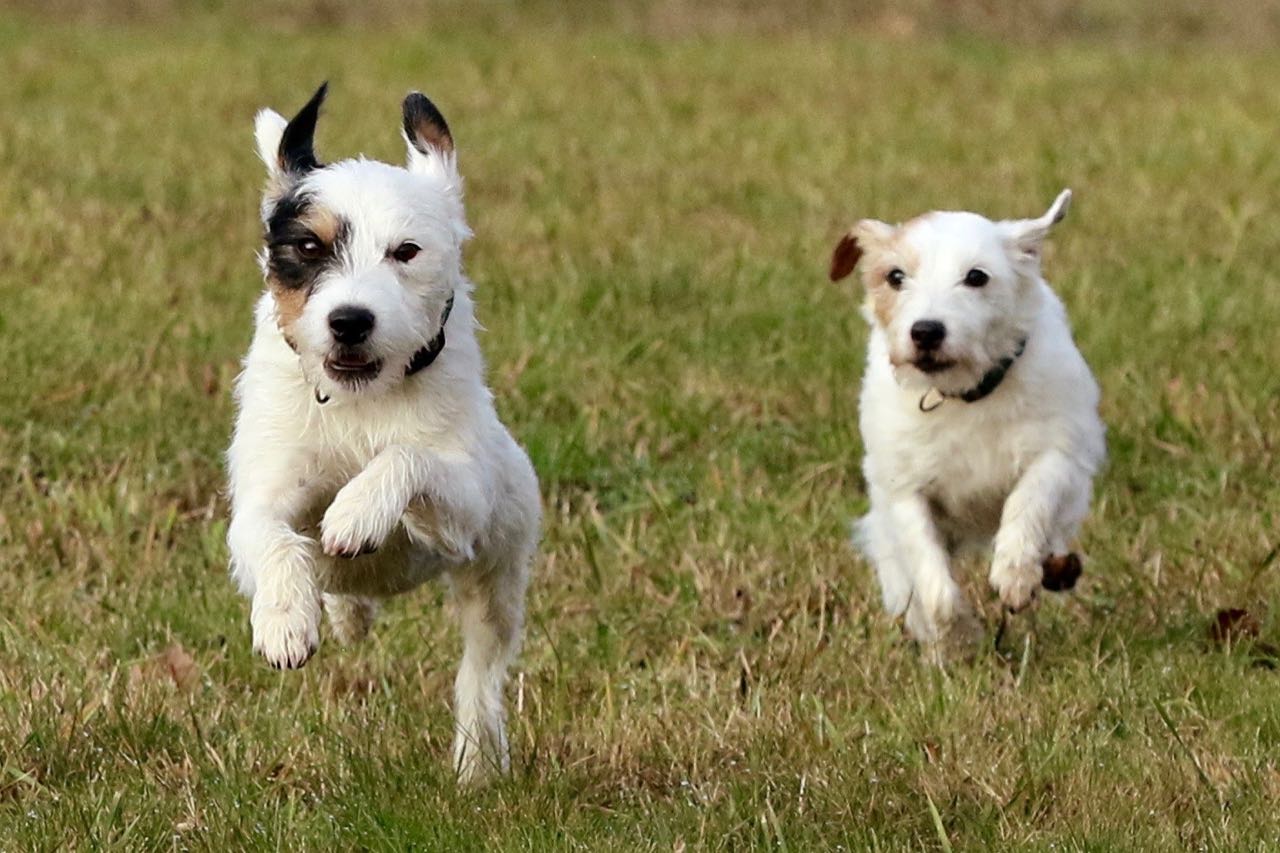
[830,219,894,281]
[1003,188,1072,258]
[403,92,459,183]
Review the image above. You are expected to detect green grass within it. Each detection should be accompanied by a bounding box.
[2,4,1280,849]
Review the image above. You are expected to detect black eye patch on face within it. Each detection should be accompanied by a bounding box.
[264,189,349,290]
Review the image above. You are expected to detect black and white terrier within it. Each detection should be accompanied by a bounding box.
[226,83,540,781]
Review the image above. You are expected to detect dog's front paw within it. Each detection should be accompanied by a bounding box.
[320,482,400,559]
[252,602,320,669]
[990,560,1042,612]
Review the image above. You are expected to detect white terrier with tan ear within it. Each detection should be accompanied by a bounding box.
[830,191,1105,661]
[226,83,540,781]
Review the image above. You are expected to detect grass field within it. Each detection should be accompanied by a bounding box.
[2,2,1280,849]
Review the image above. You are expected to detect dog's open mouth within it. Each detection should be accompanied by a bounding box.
[324,352,383,384]
[912,355,956,375]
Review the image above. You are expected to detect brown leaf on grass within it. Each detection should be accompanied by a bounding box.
[202,363,220,397]
[129,643,199,691]
[328,668,377,701]
[1208,609,1278,668]
[161,644,199,688]
[1210,608,1260,646]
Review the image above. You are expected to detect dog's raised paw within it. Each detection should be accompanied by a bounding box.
[252,606,320,669]
[320,486,397,558]
[325,539,379,560]
[990,562,1041,613]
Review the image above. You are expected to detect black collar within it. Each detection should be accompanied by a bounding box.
[919,338,1027,413]
[405,293,455,377]
[313,293,454,405]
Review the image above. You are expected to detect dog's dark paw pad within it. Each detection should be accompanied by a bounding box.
[1041,552,1082,592]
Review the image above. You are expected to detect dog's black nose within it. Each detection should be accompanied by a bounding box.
[328,306,375,345]
[910,320,946,350]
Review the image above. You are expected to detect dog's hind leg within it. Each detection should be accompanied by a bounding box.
[447,557,528,784]
[323,594,380,645]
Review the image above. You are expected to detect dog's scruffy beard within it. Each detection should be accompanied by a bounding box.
[891,335,1021,397]
[323,345,385,388]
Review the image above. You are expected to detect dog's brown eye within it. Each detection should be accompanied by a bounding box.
[391,242,421,263]
[964,268,989,287]
[296,237,325,260]
[886,268,905,289]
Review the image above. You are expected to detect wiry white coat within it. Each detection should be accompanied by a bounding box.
[227,98,539,782]
[837,192,1105,659]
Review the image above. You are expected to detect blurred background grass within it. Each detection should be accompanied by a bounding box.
[10,0,1280,45]
[0,1,1278,849]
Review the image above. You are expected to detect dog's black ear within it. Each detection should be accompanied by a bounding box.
[403,92,453,157]
[278,82,328,174]
[830,231,863,281]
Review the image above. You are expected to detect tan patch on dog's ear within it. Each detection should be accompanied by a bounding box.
[831,219,897,281]
[403,92,454,156]
[830,231,863,281]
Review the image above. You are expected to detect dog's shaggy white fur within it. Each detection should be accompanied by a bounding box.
[226,84,540,781]
[830,191,1105,659]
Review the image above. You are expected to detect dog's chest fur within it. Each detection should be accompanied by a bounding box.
[896,396,1037,537]
[232,299,491,593]
[860,313,1102,549]
[910,402,1042,541]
